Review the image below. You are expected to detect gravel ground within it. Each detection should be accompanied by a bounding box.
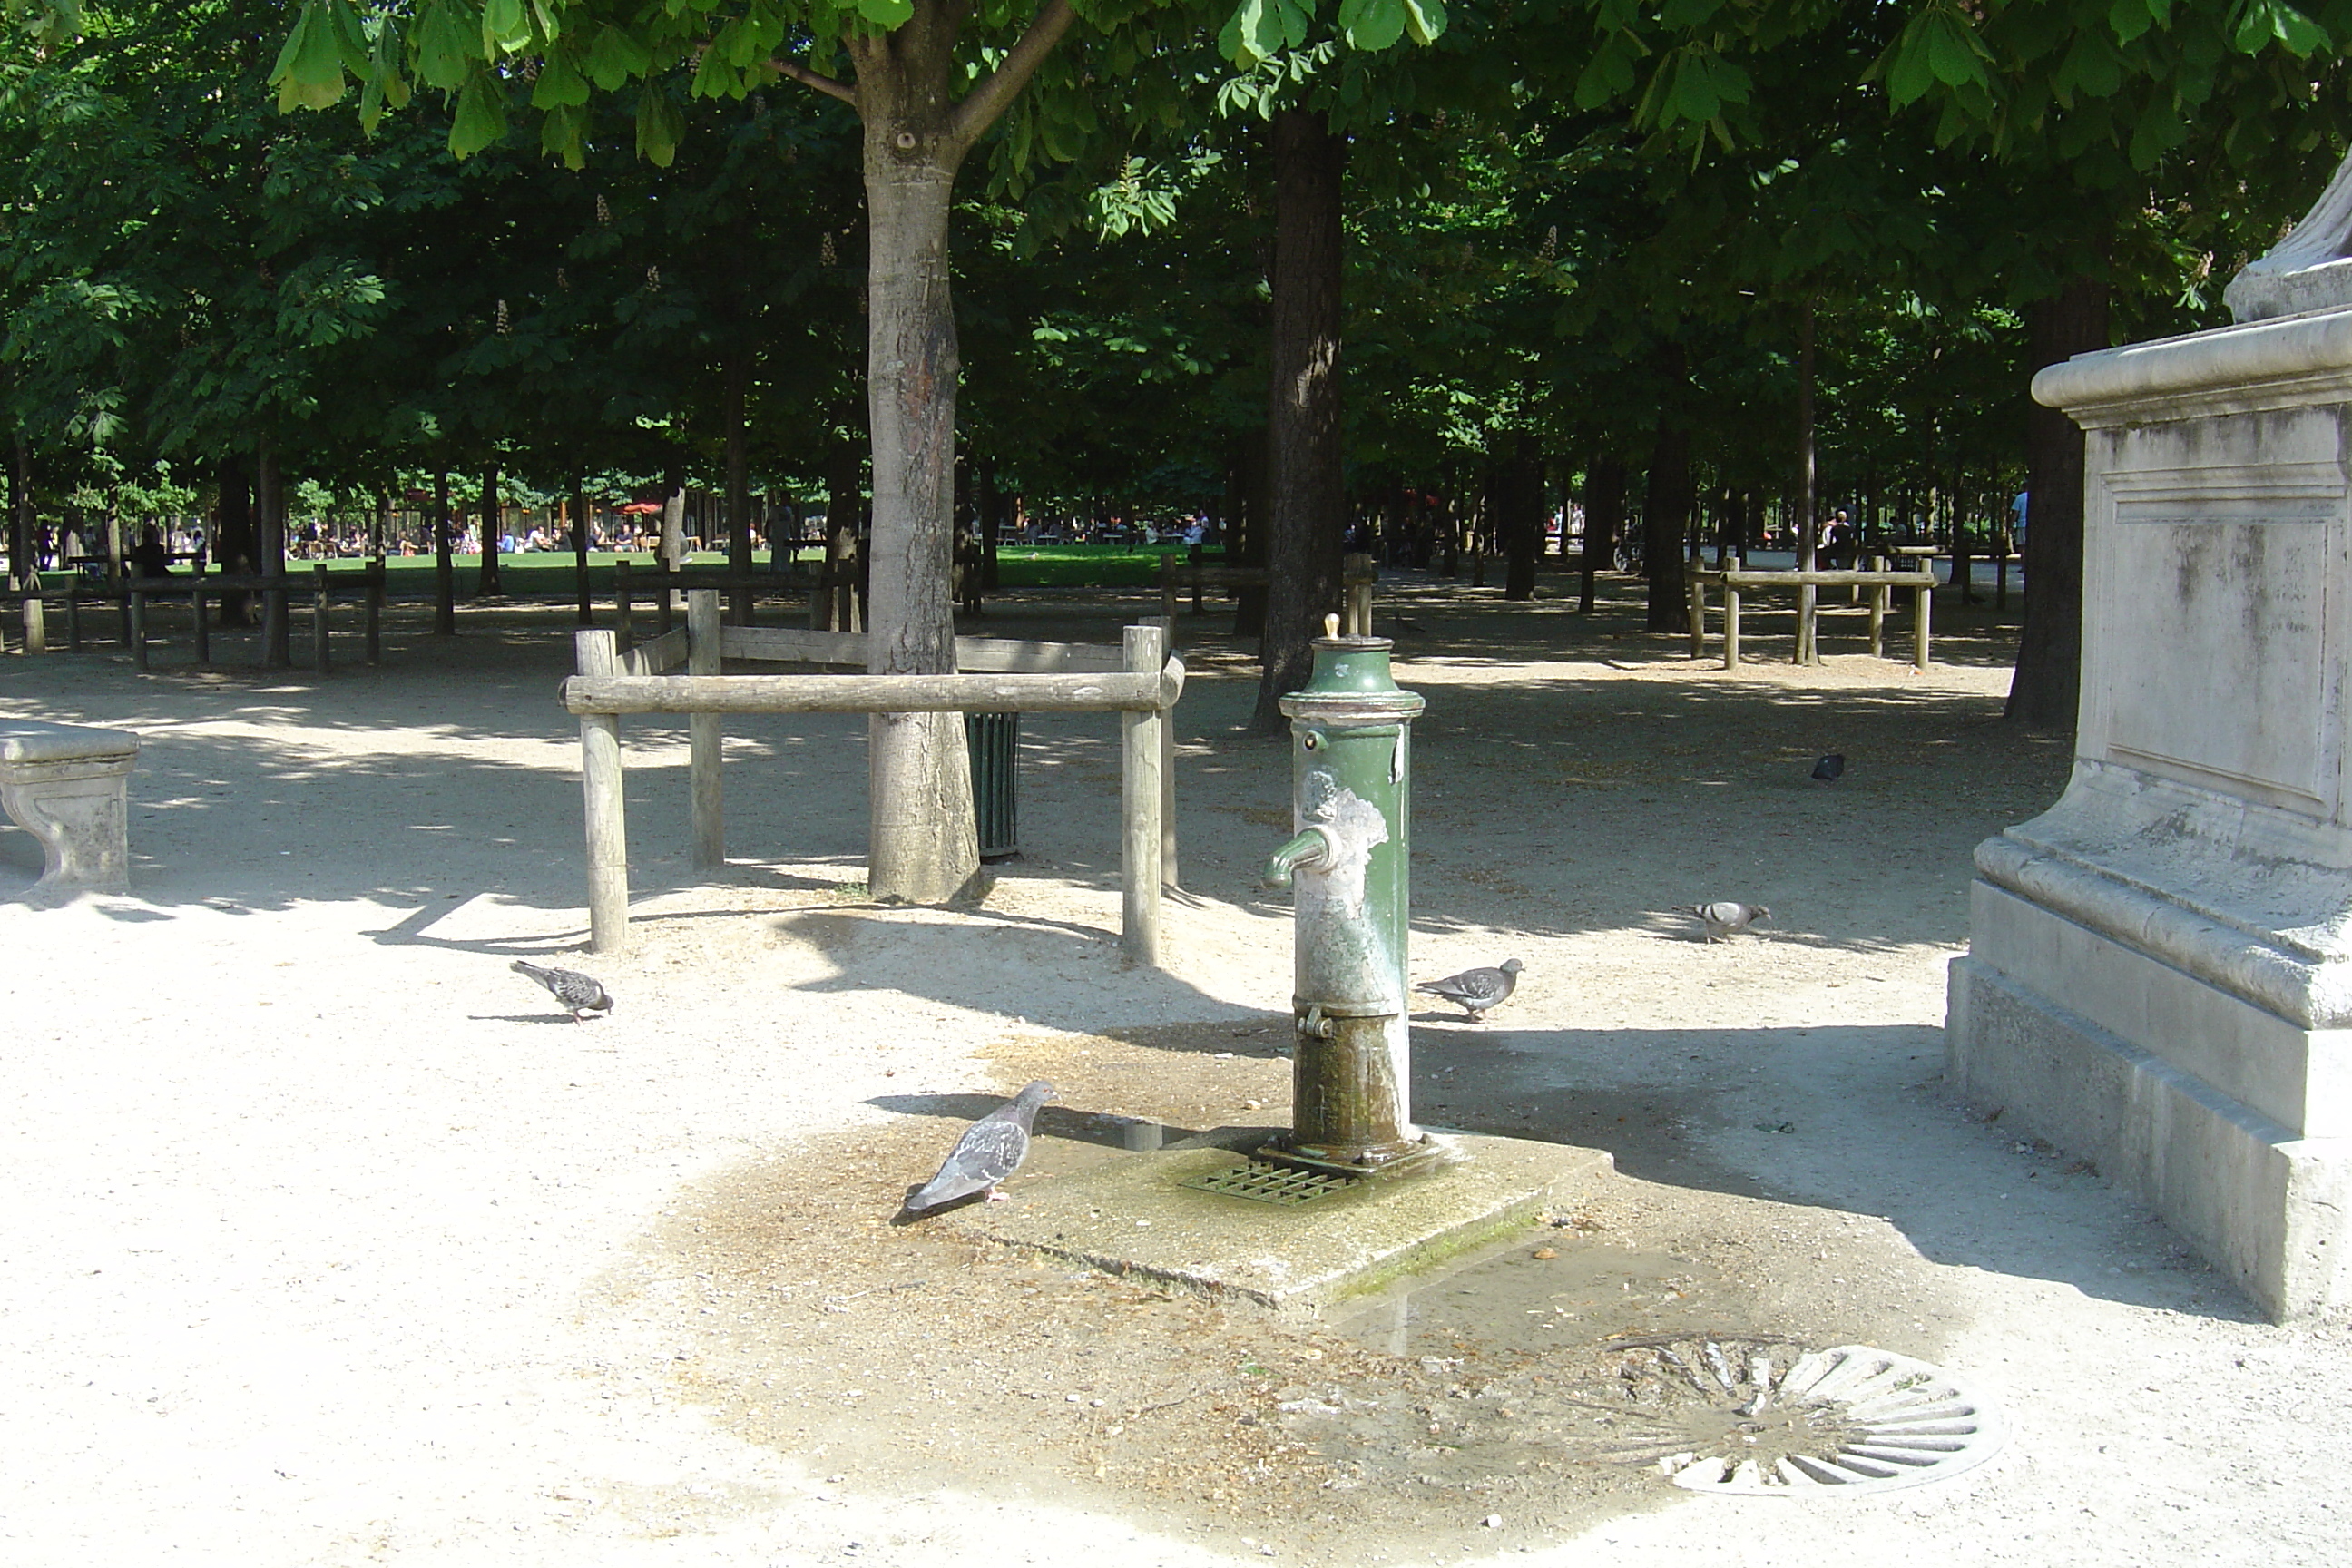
[2,575,2345,1567]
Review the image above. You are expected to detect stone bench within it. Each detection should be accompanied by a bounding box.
[0,720,140,890]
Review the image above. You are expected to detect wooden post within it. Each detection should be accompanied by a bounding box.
[364,560,382,665]
[191,558,209,666]
[688,590,724,871]
[576,628,630,953]
[1996,551,2011,611]
[1796,580,1817,665]
[129,590,148,671]
[1121,622,1166,967]
[1868,554,1887,658]
[1160,553,1178,623]
[1914,583,1932,671]
[1686,572,1706,659]
[118,586,132,651]
[311,564,331,673]
[22,591,44,656]
[65,588,79,651]
[1152,614,1178,891]
[614,560,634,652]
[1722,583,1740,670]
[1344,552,1374,635]
[657,572,675,636]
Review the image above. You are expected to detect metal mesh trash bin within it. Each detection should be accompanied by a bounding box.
[965,710,1019,860]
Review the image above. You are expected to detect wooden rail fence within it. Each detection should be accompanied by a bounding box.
[561,591,1185,965]
[1686,565,1936,671]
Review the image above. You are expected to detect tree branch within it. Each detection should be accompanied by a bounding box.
[946,0,1078,149]
[771,55,858,106]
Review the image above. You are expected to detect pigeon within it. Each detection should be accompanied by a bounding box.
[1415,958,1524,1022]
[1811,753,1846,783]
[511,959,614,1021]
[1682,902,1770,943]
[907,1081,1055,1210]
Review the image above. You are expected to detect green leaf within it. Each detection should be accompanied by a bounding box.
[1219,0,1283,65]
[449,68,509,157]
[2110,0,2154,44]
[531,47,589,108]
[857,0,915,26]
[1278,0,1312,52]
[585,24,652,89]
[1882,28,1936,106]
[371,19,412,110]
[481,0,532,54]
[541,101,589,169]
[416,2,485,93]
[1925,15,1988,89]
[636,88,684,167]
[270,7,348,113]
[1400,0,1444,46]
[326,0,371,72]
[1338,0,1406,51]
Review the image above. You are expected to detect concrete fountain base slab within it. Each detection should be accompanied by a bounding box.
[946,1129,1614,1318]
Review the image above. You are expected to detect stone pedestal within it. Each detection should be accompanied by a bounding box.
[1949,307,2352,1319]
[0,720,140,892]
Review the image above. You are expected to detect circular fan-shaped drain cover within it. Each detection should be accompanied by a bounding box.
[1600,1338,2005,1495]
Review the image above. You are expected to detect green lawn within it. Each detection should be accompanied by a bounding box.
[263,544,1187,593]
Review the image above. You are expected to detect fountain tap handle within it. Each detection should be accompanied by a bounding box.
[1323,612,1340,639]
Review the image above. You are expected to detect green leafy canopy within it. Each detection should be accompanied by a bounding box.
[256,0,1447,164]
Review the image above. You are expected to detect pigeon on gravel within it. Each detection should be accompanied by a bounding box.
[1683,902,1770,943]
[1415,958,1524,1022]
[907,1081,1055,1210]
[1811,753,1846,783]
[511,959,614,1021]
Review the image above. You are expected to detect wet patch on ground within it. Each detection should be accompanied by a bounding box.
[609,1024,1972,1562]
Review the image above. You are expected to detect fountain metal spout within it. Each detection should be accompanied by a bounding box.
[1262,828,1333,892]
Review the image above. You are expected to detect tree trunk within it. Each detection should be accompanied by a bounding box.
[660,483,686,571]
[2007,274,2109,731]
[573,477,593,626]
[978,457,1003,591]
[1230,423,1269,637]
[1252,107,1348,733]
[433,467,456,634]
[477,462,503,595]
[9,433,30,589]
[1796,300,1820,663]
[1644,347,1691,634]
[258,438,289,666]
[1580,456,1623,614]
[215,454,256,626]
[1498,439,1543,602]
[854,39,978,903]
[725,356,752,623]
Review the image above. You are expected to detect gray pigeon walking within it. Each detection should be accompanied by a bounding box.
[1415,958,1524,1022]
[512,959,614,1021]
[1682,902,1770,943]
[1811,753,1846,783]
[907,1081,1055,1210]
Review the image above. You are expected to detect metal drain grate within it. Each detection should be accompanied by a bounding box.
[1601,1339,2005,1495]
[1179,1160,1361,1207]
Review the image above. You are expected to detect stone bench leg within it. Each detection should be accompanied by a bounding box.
[0,754,135,889]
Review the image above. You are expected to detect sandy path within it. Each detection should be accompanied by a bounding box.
[1,581,2345,1566]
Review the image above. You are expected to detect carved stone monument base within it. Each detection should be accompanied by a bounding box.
[1952,305,2352,1319]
